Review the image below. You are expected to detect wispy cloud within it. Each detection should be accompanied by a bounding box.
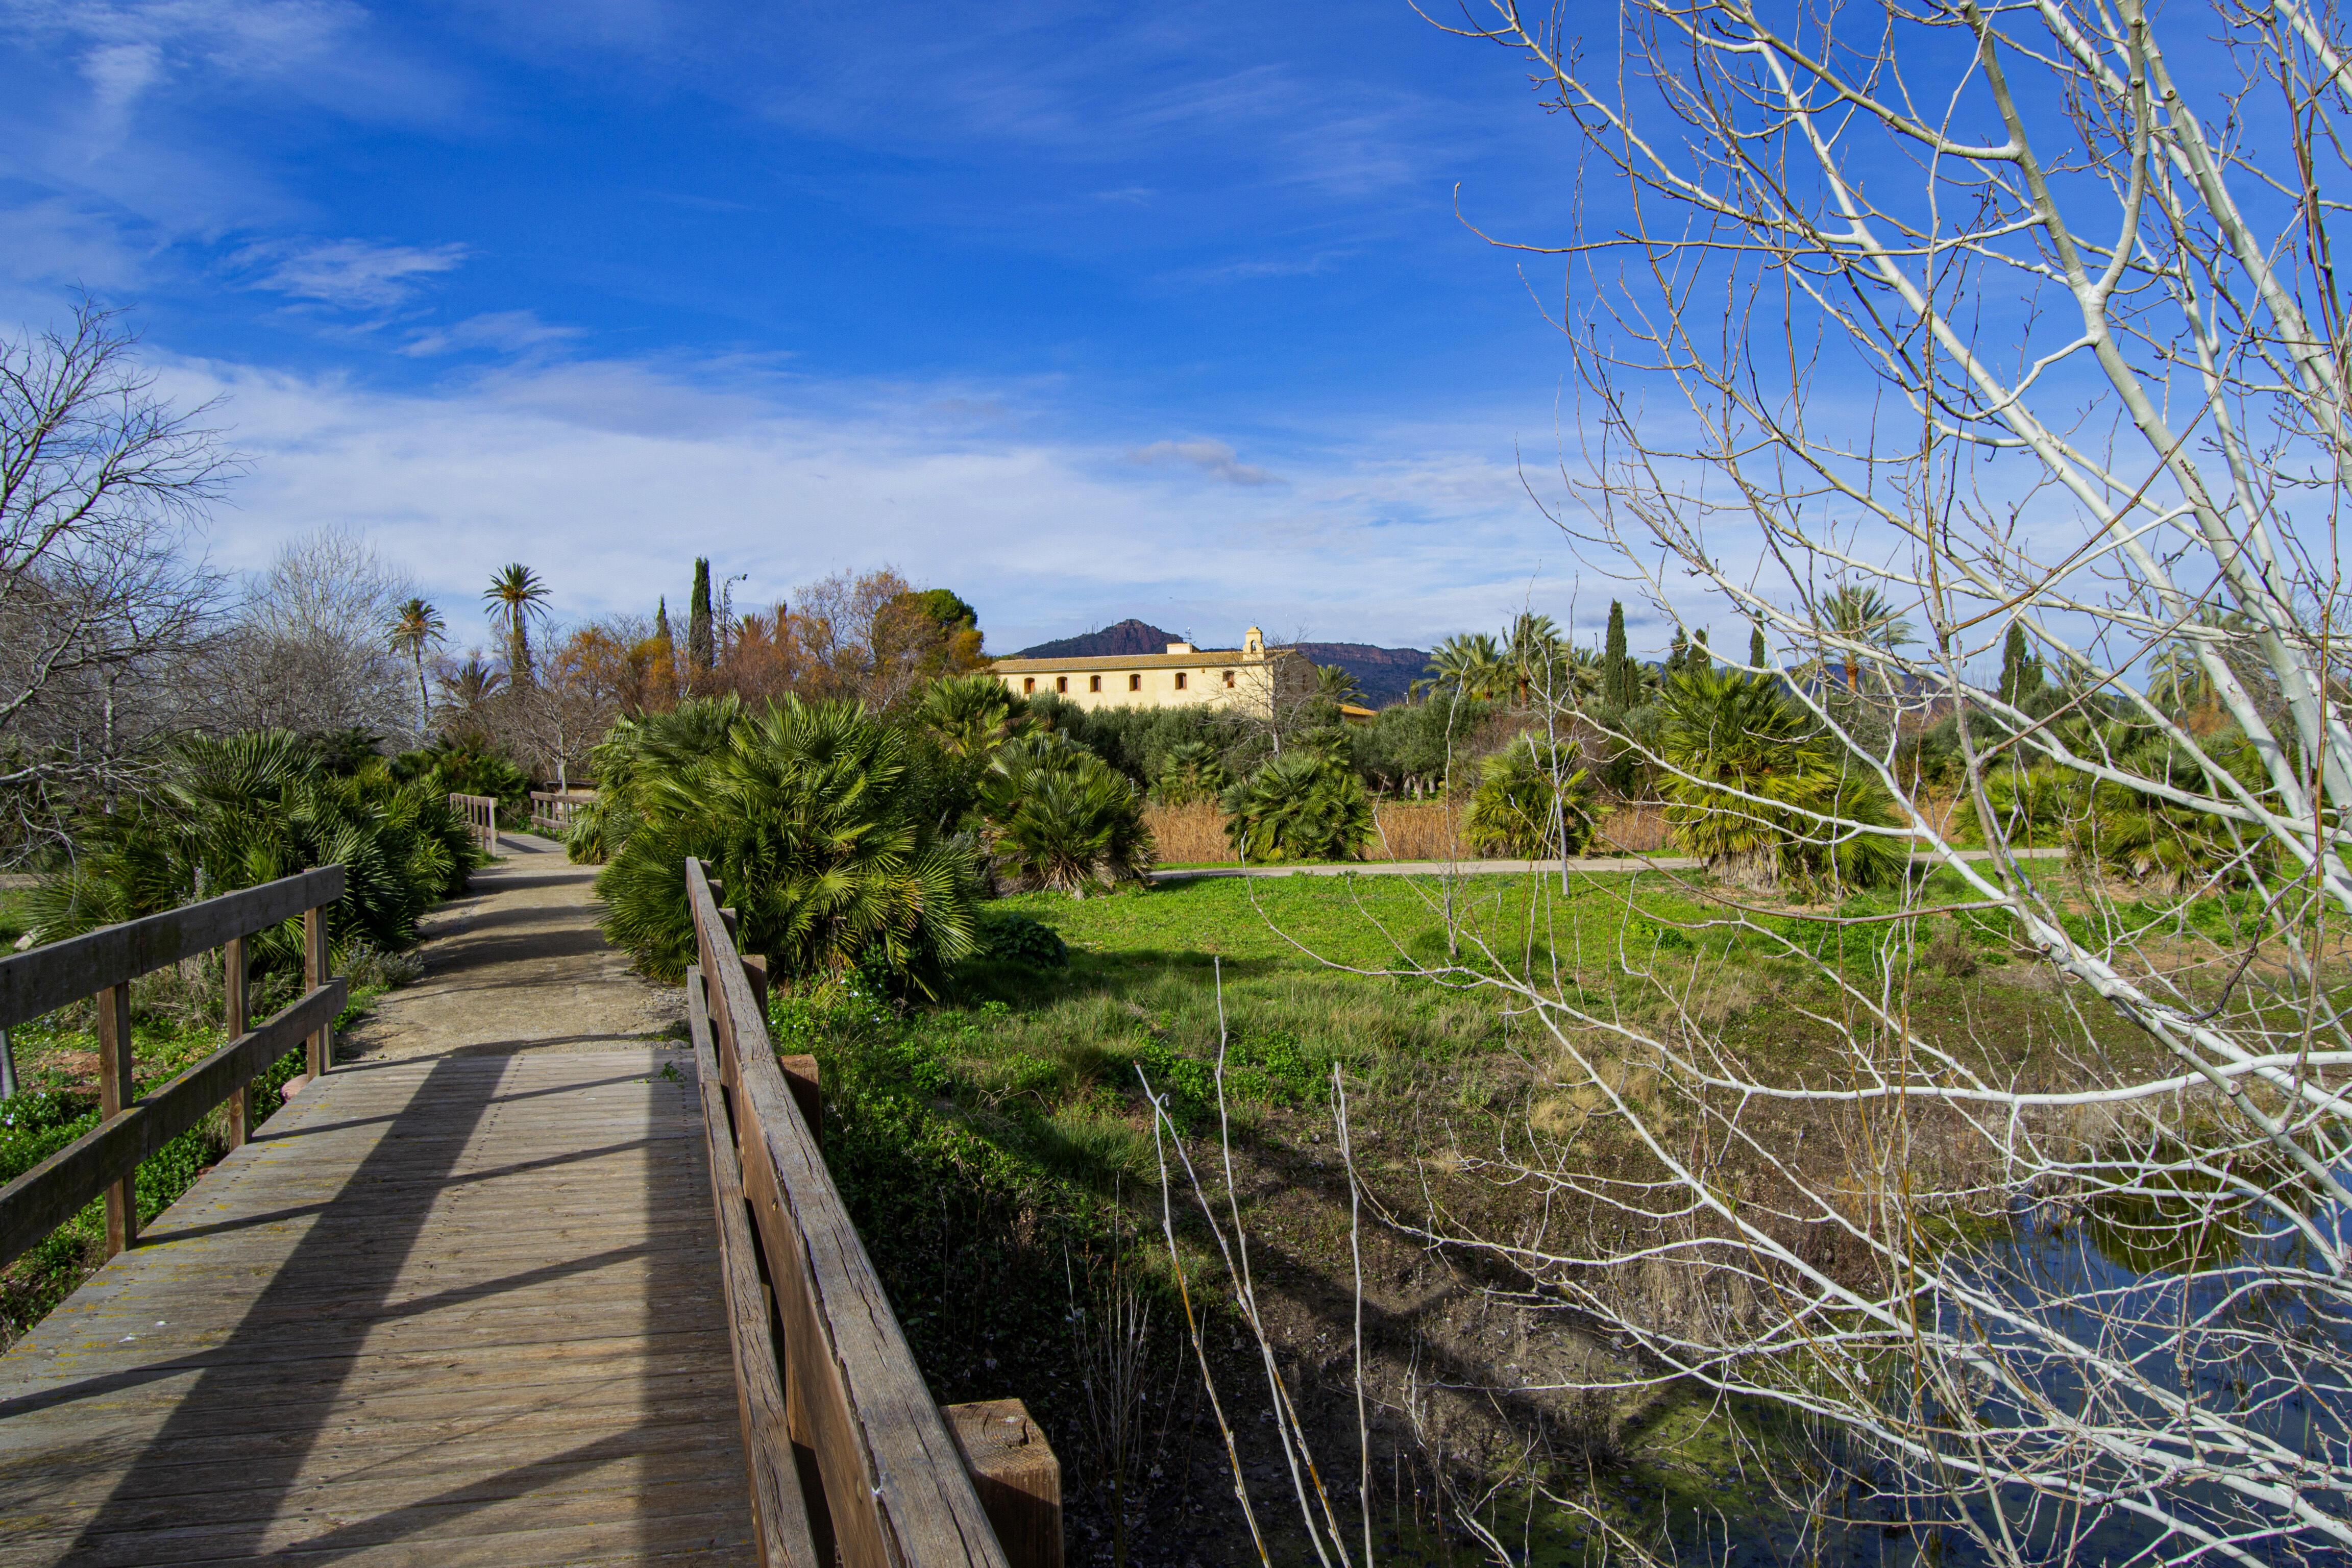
[1126,438,1282,486]
[146,352,1558,650]
[240,238,467,310]
[400,310,579,358]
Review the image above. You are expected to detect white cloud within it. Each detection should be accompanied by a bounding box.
[1125,437,1281,486]
[146,354,1564,652]
[240,238,468,310]
[400,310,581,358]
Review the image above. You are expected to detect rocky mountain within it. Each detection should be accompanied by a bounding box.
[1008,621,1429,707]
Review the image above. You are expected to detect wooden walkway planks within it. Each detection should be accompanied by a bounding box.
[0,1048,756,1566]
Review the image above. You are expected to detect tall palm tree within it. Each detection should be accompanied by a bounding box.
[1818,584,1917,690]
[1504,612,1567,706]
[386,597,446,736]
[483,565,551,688]
[1414,633,1508,702]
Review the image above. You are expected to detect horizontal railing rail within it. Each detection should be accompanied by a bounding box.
[528,790,593,837]
[0,866,347,1268]
[684,858,1061,1568]
[450,793,498,854]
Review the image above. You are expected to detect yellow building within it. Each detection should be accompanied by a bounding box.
[991,627,1312,720]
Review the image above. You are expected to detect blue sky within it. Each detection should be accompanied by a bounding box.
[0,0,1651,655]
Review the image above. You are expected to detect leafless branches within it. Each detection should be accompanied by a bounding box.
[0,301,230,853]
[1377,0,2352,1558]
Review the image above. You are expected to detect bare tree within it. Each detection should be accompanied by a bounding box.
[204,528,415,741]
[1344,2,2352,1561]
[0,302,229,853]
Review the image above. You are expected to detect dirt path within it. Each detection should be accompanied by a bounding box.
[340,831,683,1063]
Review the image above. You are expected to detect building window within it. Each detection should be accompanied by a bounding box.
[1174,672,1188,691]
[1056,676,1068,693]
[1129,673,1142,692]
[1023,677,1036,694]
[1222,670,1236,688]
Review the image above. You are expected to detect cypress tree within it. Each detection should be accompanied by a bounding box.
[687,559,715,674]
[654,596,673,650]
[1750,622,1768,670]
[1691,628,1709,672]
[1667,626,1688,675]
[1604,600,1629,707]
[2000,623,2038,703]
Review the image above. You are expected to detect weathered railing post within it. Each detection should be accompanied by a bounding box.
[0,867,349,1275]
[303,906,331,1079]
[97,982,135,1257]
[224,935,250,1149]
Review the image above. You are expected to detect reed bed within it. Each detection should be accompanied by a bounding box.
[1141,799,1673,865]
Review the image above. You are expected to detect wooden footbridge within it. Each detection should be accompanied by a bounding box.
[0,856,1060,1566]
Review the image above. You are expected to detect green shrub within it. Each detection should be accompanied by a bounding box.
[974,910,1070,968]
[1222,753,1375,862]
[1464,735,1597,857]
[26,731,474,972]
[388,738,531,826]
[1657,665,1903,892]
[978,736,1156,896]
[596,697,981,993]
[1151,741,1230,805]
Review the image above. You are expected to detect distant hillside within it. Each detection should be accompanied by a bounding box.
[1008,621,1430,707]
[1009,619,1183,660]
[1291,642,1428,707]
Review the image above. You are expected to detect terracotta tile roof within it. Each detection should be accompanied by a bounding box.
[990,648,1292,672]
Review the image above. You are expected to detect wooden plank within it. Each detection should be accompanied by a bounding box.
[941,1401,1061,1568]
[687,860,1010,1568]
[689,971,823,1568]
[0,868,344,1032]
[0,981,346,1269]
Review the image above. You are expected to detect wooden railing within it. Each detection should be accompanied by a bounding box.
[684,859,1062,1568]
[0,868,347,1268]
[529,790,593,837]
[450,793,498,854]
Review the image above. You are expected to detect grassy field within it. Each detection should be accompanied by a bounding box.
[777,861,2211,1561]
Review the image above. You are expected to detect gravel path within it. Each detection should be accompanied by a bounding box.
[340,831,684,1064]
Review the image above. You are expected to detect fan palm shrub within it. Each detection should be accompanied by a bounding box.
[1657,664,1904,892]
[1152,741,1230,806]
[1221,753,1374,863]
[914,673,1032,761]
[1464,735,1597,857]
[28,730,474,972]
[564,697,744,864]
[595,697,980,992]
[978,735,1155,895]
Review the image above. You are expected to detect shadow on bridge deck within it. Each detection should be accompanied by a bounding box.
[0,855,751,1565]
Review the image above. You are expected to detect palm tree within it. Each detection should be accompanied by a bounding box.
[1414,633,1508,702]
[1503,612,1567,706]
[1818,584,1917,690]
[1314,663,1365,706]
[386,598,446,736]
[436,657,507,732]
[483,565,551,688]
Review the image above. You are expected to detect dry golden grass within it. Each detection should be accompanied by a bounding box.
[1593,803,1670,854]
[1141,799,1482,864]
[1142,801,1229,864]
